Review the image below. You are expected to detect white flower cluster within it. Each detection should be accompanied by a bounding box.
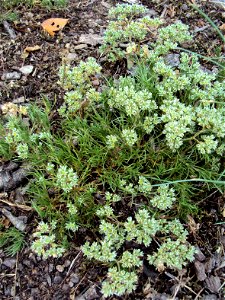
[58,58,102,116]
[122,129,138,147]
[56,165,78,193]
[100,4,162,61]
[108,81,157,116]
[82,206,194,297]
[150,185,176,210]
[148,238,195,271]
[102,267,138,297]
[31,221,65,259]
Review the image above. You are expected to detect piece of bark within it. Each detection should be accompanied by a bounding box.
[0,168,28,192]
[1,208,26,232]
[205,276,221,293]
[3,21,16,39]
[194,260,207,281]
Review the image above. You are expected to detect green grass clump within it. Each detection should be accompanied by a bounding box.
[0,226,25,256]
[0,3,225,298]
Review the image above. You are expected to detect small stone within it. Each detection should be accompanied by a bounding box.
[19,65,34,75]
[1,71,21,80]
[56,265,64,272]
[13,96,25,104]
[205,276,221,293]
[49,263,54,272]
[181,4,188,11]
[202,294,218,300]
[64,260,71,267]
[194,260,207,281]
[3,258,16,268]
[66,52,78,62]
[53,275,63,284]
[46,275,52,287]
[70,273,79,284]
[195,246,206,262]
[165,53,180,67]
[147,9,158,17]
[92,79,100,86]
[78,34,103,46]
[74,44,88,50]
[62,283,70,291]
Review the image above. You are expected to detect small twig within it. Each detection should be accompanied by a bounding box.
[12,252,19,299]
[165,272,198,296]
[0,198,33,211]
[66,250,82,276]
[194,287,204,300]
[3,21,17,39]
[193,25,210,33]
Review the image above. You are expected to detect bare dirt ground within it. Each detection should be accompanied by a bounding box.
[0,0,224,299]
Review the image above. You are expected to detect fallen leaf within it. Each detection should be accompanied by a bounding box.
[24,45,41,52]
[22,45,41,58]
[219,23,225,31]
[41,18,69,37]
[187,215,199,235]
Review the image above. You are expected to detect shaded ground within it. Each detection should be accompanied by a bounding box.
[0,0,225,299]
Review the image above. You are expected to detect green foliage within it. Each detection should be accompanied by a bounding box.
[0,2,225,297]
[0,227,25,256]
[1,0,68,9]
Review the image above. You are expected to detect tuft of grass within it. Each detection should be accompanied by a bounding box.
[0,227,25,256]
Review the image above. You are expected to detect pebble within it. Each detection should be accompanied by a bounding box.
[74,44,88,50]
[1,71,21,80]
[165,53,180,67]
[13,96,25,104]
[2,258,16,268]
[64,260,71,267]
[56,264,64,272]
[202,295,218,300]
[46,275,52,287]
[53,275,63,284]
[19,65,34,75]
[181,4,188,11]
[49,263,54,272]
[70,273,79,284]
[66,52,78,62]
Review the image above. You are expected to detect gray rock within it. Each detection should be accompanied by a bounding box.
[165,54,180,67]
[194,260,207,281]
[205,276,221,293]
[53,275,63,284]
[209,0,225,9]
[19,65,34,75]
[70,273,79,284]
[78,34,103,46]
[1,71,21,80]
[56,264,64,272]
[74,44,88,50]
[13,96,25,104]
[3,258,16,268]
[181,4,188,11]
[195,246,206,261]
[202,295,218,300]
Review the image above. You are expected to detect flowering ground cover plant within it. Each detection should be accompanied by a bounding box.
[0,3,225,298]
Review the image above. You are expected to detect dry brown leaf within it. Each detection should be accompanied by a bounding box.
[187,215,200,235]
[41,18,69,37]
[219,23,225,31]
[22,45,41,58]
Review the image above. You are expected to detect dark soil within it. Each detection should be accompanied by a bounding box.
[0,0,225,299]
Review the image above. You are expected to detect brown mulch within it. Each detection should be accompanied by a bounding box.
[0,0,225,299]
